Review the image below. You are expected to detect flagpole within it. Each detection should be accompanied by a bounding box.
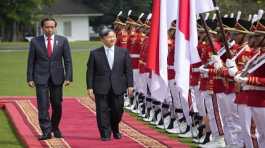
[199,14,216,54]
[212,0,232,58]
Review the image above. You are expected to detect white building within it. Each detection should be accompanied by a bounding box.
[38,0,103,41]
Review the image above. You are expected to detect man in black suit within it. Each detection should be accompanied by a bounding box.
[27,17,73,140]
[86,27,133,141]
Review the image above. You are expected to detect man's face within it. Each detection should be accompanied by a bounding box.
[248,35,256,48]
[42,20,56,37]
[168,29,175,38]
[231,32,243,43]
[129,26,136,32]
[101,31,117,48]
[261,36,265,47]
[249,34,264,48]
[113,23,121,30]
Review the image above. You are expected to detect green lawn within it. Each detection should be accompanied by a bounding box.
[0,42,101,96]
[0,41,102,50]
[0,110,24,148]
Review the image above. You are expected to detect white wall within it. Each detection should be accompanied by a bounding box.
[54,15,90,41]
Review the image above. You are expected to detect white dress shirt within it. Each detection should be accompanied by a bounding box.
[44,34,55,52]
[104,45,115,69]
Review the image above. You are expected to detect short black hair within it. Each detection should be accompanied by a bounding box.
[99,26,115,38]
[41,17,57,27]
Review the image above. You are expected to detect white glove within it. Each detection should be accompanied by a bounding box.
[211,55,221,64]
[192,68,200,72]
[226,59,237,68]
[211,55,223,70]
[198,65,209,74]
[214,60,223,70]
[234,74,248,83]
[228,66,238,77]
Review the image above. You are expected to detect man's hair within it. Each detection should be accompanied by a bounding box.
[41,17,57,27]
[99,26,115,38]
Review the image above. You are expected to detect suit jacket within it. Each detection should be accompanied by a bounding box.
[27,35,73,85]
[87,46,133,95]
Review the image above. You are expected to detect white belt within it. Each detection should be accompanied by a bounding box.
[248,58,265,74]
[130,54,140,58]
[215,76,223,80]
[207,90,214,94]
[192,68,200,72]
[226,79,234,82]
[168,65,175,70]
[242,85,265,91]
[200,73,208,78]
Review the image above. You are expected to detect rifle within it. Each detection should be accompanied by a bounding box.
[240,51,260,77]
[243,52,265,75]
[212,0,232,58]
[202,40,235,68]
[231,42,248,61]
[199,14,216,55]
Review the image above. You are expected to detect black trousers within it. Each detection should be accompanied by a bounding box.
[35,79,63,135]
[95,89,124,138]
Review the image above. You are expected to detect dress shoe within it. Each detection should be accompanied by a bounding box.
[101,137,111,141]
[53,130,63,138]
[113,133,122,139]
[38,133,52,140]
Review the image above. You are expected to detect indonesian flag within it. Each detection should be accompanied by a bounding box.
[147,0,214,101]
[147,0,170,101]
[174,0,215,100]
[147,0,214,102]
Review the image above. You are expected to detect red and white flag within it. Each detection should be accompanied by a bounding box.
[174,0,215,99]
[147,0,170,101]
[147,0,214,101]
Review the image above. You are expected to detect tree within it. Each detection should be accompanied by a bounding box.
[217,0,265,19]
[81,0,152,28]
[0,0,54,41]
[83,0,264,29]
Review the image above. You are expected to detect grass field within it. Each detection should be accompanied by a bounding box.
[0,41,101,50]
[0,110,24,148]
[0,41,101,96]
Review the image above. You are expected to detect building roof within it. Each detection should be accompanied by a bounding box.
[42,0,103,16]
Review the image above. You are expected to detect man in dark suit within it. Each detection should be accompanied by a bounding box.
[27,17,73,140]
[86,27,133,141]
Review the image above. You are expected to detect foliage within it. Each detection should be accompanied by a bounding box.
[217,0,265,19]
[81,0,152,27]
[82,0,264,28]
[0,0,54,41]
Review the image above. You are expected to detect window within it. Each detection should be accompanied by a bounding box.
[63,21,72,37]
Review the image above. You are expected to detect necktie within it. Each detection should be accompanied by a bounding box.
[47,36,52,58]
[106,48,113,69]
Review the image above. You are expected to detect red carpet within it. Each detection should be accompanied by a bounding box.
[0,96,189,148]
[31,99,142,148]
